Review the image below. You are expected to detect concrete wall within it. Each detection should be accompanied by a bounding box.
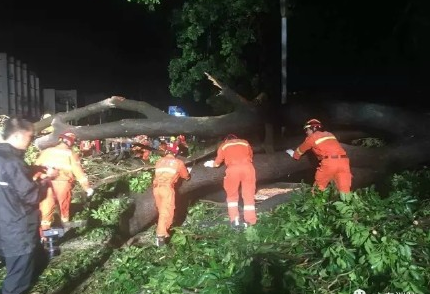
[2,52,79,119]
[0,52,41,119]
[42,89,77,114]
[0,53,8,115]
[55,89,77,113]
[42,88,56,114]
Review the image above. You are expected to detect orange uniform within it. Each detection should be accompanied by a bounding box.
[36,144,91,228]
[133,136,151,161]
[153,154,190,237]
[214,138,257,225]
[293,131,352,193]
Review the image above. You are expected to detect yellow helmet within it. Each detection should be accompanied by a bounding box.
[170,136,176,142]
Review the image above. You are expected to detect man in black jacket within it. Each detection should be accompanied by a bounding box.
[0,118,55,294]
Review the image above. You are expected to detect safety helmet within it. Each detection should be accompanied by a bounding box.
[170,136,176,142]
[224,134,238,141]
[303,119,322,132]
[59,132,76,147]
[164,149,176,156]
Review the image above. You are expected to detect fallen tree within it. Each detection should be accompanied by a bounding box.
[32,74,430,237]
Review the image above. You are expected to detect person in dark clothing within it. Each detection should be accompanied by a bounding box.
[0,118,56,294]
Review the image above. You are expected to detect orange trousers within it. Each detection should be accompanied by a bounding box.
[40,180,73,229]
[314,158,352,193]
[142,150,151,161]
[223,164,257,224]
[153,185,176,237]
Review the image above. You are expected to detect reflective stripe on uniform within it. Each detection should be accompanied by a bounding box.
[155,167,177,174]
[315,136,336,145]
[243,205,255,211]
[296,148,304,155]
[41,220,51,226]
[43,162,73,170]
[0,182,9,186]
[227,202,239,207]
[221,142,249,150]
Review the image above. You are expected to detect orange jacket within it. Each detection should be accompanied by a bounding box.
[214,138,253,167]
[153,154,190,186]
[293,131,347,161]
[35,144,90,190]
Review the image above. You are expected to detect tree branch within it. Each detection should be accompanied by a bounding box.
[204,72,254,108]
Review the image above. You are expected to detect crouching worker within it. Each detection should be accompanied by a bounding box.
[35,132,94,232]
[153,149,191,247]
[286,119,352,195]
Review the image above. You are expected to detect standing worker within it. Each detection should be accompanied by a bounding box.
[153,150,191,247]
[204,134,257,229]
[177,135,189,157]
[286,119,352,194]
[167,136,179,156]
[35,132,94,231]
[0,118,56,294]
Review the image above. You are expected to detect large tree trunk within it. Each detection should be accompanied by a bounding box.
[119,135,430,236]
[31,74,430,237]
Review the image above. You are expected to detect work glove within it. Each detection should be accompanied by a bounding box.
[86,188,95,197]
[204,160,215,168]
[46,167,59,179]
[286,149,294,158]
[187,167,192,173]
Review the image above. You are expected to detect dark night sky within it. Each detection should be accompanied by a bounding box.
[0,0,176,108]
[1,0,430,112]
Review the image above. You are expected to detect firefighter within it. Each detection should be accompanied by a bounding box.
[204,134,257,229]
[177,134,189,157]
[79,139,92,157]
[286,119,352,194]
[153,149,191,247]
[131,135,151,161]
[167,136,179,155]
[36,132,94,231]
[139,135,151,161]
[158,137,168,153]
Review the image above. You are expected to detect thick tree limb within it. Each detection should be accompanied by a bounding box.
[281,101,430,139]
